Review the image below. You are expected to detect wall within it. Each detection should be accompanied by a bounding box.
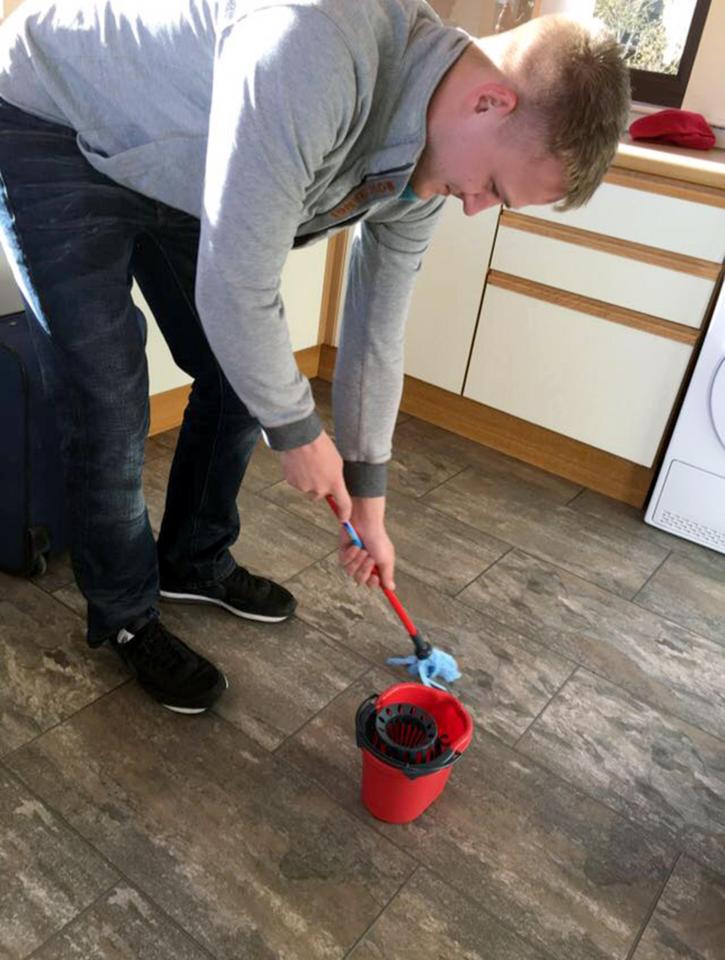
[683,0,725,126]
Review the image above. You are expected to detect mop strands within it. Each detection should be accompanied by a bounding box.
[326,496,462,690]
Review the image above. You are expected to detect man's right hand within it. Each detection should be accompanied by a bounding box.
[279,429,353,521]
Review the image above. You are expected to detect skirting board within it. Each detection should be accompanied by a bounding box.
[318,344,653,508]
[148,344,322,437]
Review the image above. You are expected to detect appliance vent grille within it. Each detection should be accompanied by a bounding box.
[660,510,725,549]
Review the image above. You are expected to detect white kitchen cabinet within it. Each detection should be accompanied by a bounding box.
[463,284,693,466]
[335,202,499,394]
[532,182,725,263]
[492,224,715,329]
[138,239,328,395]
[404,201,499,392]
[279,239,328,352]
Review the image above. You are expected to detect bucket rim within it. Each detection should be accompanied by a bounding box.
[375,682,473,752]
[355,694,463,780]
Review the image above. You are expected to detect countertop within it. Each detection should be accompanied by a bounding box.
[612,137,725,192]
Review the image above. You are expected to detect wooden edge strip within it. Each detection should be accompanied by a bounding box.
[318,342,337,382]
[317,344,652,507]
[148,345,321,436]
[500,209,721,280]
[317,231,349,345]
[611,149,725,195]
[487,270,700,345]
[604,166,725,209]
[149,384,191,437]
[293,343,322,379]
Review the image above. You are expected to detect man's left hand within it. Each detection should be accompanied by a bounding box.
[338,496,395,590]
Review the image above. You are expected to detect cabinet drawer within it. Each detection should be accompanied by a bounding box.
[531,182,725,263]
[492,224,715,328]
[463,285,692,466]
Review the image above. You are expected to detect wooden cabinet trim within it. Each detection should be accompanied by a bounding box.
[500,210,722,280]
[487,270,700,346]
[604,167,725,208]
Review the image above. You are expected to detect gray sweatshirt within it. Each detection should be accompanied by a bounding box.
[0,0,470,495]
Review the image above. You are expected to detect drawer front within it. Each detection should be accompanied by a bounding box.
[464,285,692,466]
[530,182,725,263]
[492,225,715,329]
[404,202,499,392]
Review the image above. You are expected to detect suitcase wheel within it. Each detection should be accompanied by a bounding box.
[28,526,51,578]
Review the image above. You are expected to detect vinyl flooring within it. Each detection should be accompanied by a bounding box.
[2,379,724,960]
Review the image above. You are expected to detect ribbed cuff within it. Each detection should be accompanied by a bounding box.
[343,460,388,497]
[262,410,323,451]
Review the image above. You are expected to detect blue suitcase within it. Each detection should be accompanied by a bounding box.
[0,310,68,576]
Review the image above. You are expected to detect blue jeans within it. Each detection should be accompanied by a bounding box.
[0,100,261,645]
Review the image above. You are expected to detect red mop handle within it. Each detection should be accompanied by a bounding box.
[325,494,420,640]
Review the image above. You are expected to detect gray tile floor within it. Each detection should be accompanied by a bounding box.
[2,379,725,960]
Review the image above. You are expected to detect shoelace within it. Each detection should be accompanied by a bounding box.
[225,566,271,603]
[133,621,192,677]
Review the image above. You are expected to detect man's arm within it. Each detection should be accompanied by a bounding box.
[333,196,446,587]
[195,7,358,513]
[333,195,447,493]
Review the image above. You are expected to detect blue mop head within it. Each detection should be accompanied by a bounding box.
[386,647,461,691]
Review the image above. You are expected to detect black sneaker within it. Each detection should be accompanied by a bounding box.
[110,619,227,714]
[159,565,297,623]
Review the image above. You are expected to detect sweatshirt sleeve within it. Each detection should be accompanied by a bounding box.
[333,195,446,497]
[195,7,357,450]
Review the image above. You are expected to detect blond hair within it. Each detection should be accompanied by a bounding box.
[496,15,631,210]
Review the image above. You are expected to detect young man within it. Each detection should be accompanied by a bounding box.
[0,1,629,714]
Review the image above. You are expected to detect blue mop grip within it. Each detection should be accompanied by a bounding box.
[325,496,461,687]
[327,496,432,659]
[342,520,363,549]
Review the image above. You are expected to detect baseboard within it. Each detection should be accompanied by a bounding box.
[148,384,191,436]
[318,344,653,508]
[148,344,321,437]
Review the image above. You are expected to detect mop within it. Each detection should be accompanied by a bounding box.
[326,495,461,689]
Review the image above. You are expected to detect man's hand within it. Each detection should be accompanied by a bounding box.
[280,430,353,521]
[339,496,395,590]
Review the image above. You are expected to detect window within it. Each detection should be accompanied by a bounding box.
[593,0,713,107]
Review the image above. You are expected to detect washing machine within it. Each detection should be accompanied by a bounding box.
[645,278,725,553]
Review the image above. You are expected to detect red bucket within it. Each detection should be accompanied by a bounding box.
[355,682,473,824]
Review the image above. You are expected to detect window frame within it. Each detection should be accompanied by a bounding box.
[627,0,712,108]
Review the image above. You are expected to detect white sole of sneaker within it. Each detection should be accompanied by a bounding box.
[162,674,229,715]
[159,590,291,623]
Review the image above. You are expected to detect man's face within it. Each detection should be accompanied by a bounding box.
[411,100,568,215]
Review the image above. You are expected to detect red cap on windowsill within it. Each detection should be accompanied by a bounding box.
[629,109,716,151]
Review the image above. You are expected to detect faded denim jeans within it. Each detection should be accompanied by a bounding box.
[0,99,261,644]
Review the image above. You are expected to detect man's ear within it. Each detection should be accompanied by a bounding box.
[472,82,518,116]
